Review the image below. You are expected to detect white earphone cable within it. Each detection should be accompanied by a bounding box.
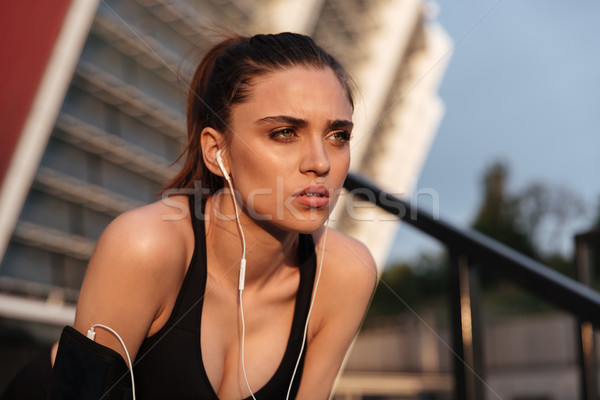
[218,157,255,398]
[285,219,328,400]
[219,151,247,290]
[87,324,136,400]
[239,289,257,400]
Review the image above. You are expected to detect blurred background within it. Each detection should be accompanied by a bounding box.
[1,1,599,399]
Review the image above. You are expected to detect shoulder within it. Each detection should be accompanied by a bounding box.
[96,196,192,266]
[309,228,377,332]
[83,195,194,300]
[314,227,377,289]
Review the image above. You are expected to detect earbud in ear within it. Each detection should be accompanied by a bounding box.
[215,148,247,291]
[216,149,231,182]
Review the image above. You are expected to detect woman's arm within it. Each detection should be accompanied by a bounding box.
[296,231,377,399]
[72,201,191,362]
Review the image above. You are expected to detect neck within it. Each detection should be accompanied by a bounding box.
[204,193,299,290]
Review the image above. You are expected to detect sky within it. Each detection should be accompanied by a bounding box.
[387,0,600,264]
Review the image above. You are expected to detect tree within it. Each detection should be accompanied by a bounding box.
[516,182,584,257]
[471,161,584,265]
[471,161,538,258]
[367,161,588,321]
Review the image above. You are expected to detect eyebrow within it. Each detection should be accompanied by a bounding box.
[256,115,353,131]
[256,115,307,127]
[328,119,354,131]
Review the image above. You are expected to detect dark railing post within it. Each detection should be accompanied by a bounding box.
[449,252,485,400]
[575,232,598,400]
[469,262,485,399]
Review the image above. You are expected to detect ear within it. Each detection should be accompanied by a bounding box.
[200,127,228,178]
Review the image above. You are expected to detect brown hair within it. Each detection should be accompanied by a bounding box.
[162,32,354,195]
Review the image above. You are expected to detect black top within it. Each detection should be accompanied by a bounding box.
[134,196,317,399]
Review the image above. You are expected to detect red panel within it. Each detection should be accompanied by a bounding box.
[0,0,73,186]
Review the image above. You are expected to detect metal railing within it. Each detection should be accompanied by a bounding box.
[344,172,600,400]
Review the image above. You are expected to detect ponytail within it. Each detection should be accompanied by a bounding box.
[161,36,245,195]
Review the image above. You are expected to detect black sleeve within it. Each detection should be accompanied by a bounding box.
[47,326,133,400]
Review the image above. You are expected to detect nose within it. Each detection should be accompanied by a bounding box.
[299,139,330,177]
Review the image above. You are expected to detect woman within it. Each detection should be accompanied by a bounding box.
[49,32,376,399]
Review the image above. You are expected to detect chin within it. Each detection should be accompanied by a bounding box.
[286,208,332,234]
[292,220,327,234]
[251,208,330,235]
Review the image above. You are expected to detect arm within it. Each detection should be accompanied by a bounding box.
[49,205,189,399]
[72,203,190,363]
[296,232,377,399]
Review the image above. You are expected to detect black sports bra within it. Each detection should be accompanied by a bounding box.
[133,195,317,399]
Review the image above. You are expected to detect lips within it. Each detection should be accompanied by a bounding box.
[293,185,330,208]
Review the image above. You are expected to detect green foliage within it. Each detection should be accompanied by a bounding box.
[472,161,584,262]
[479,281,558,316]
[471,162,536,258]
[471,161,586,276]
[471,160,586,300]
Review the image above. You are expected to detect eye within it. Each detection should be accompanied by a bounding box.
[329,130,352,145]
[270,127,297,142]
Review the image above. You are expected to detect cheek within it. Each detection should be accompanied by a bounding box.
[230,153,283,204]
[331,150,351,178]
[333,153,350,192]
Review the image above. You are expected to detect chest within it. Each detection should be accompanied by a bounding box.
[200,279,298,398]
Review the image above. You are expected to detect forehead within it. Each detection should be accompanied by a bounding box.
[232,67,353,124]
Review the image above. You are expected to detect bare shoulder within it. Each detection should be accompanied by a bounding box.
[94,195,192,272]
[315,227,377,287]
[307,227,377,339]
[312,228,377,311]
[73,195,194,359]
[79,195,195,315]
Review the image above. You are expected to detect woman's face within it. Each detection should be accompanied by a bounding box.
[225,66,353,234]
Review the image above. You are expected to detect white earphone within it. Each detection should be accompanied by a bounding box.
[216,149,231,183]
[216,149,246,291]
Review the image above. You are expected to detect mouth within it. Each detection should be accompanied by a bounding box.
[294,186,330,198]
[293,185,330,208]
